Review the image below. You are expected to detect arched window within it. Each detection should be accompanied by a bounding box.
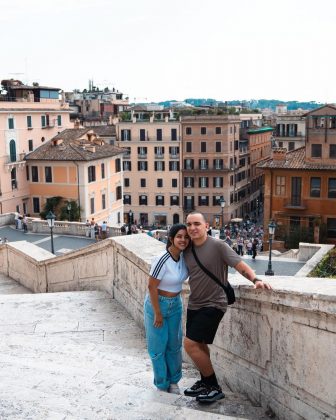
[9,140,16,162]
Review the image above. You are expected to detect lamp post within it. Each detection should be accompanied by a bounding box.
[46,210,56,254]
[219,196,226,240]
[265,220,276,276]
[128,209,133,234]
[67,202,71,222]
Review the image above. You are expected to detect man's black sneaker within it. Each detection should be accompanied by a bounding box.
[196,385,225,403]
[184,380,207,397]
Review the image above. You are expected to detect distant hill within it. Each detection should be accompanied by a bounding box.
[158,98,324,111]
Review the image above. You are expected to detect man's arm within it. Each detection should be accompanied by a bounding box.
[234,261,272,290]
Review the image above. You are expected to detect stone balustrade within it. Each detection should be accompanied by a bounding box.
[0,234,335,420]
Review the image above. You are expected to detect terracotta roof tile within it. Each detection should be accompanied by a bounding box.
[25,128,125,162]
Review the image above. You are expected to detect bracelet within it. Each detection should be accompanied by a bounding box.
[252,278,263,284]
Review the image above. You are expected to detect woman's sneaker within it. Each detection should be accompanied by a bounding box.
[196,385,225,403]
[184,380,207,397]
[169,384,180,395]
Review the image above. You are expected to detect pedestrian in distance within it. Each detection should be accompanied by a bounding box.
[252,238,258,260]
[144,224,190,394]
[183,212,272,404]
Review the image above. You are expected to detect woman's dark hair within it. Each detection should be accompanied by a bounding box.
[166,223,188,250]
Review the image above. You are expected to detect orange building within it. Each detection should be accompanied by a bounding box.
[25,128,125,225]
[259,105,336,244]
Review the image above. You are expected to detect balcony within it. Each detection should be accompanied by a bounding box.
[169,154,179,159]
[284,199,307,210]
[154,154,164,159]
[138,154,147,159]
[182,166,230,173]
[5,154,26,171]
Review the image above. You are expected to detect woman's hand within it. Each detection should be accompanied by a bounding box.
[154,312,163,328]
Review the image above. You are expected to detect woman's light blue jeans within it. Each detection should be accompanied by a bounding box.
[144,294,183,391]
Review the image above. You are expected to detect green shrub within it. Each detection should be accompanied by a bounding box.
[309,248,336,278]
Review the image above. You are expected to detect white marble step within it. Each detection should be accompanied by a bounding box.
[0,290,268,419]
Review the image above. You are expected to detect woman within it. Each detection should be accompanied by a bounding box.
[144,224,190,394]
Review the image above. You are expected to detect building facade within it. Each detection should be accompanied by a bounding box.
[259,105,336,243]
[25,128,125,225]
[116,110,182,227]
[0,79,72,214]
[274,112,306,151]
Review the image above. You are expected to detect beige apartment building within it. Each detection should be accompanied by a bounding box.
[116,110,182,227]
[274,112,306,151]
[0,79,72,215]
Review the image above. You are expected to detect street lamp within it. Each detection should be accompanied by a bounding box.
[128,209,133,234]
[46,210,56,254]
[219,196,226,240]
[265,220,276,276]
[67,202,71,221]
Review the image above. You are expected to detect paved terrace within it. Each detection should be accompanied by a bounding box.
[0,273,269,419]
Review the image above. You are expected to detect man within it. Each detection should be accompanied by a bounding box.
[183,212,272,404]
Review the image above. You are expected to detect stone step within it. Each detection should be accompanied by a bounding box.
[0,290,268,419]
[0,272,32,294]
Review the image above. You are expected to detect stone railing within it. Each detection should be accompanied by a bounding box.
[0,235,335,420]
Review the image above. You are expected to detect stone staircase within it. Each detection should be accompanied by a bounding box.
[0,274,270,419]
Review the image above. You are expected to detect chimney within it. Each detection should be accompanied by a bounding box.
[74,118,81,129]
[272,147,287,162]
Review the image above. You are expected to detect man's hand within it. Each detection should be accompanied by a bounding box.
[254,279,272,290]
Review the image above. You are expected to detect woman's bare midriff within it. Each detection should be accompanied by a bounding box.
[158,290,180,297]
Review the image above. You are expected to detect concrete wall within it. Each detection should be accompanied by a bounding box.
[0,235,335,420]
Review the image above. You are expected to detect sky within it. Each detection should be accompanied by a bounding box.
[1,0,335,103]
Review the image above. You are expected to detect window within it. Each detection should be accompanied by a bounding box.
[124,178,130,187]
[184,159,194,170]
[311,144,322,158]
[156,195,164,206]
[156,129,162,141]
[121,129,131,141]
[45,167,52,183]
[199,159,208,170]
[33,197,40,213]
[123,161,132,171]
[328,178,336,198]
[140,178,146,187]
[213,159,223,170]
[212,196,221,206]
[170,196,179,206]
[201,127,206,135]
[139,195,147,205]
[101,163,105,179]
[90,197,95,214]
[199,177,208,188]
[138,146,147,158]
[41,115,46,128]
[275,176,286,195]
[327,218,336,238]
[88,166,96,182]
[184,177,194,188]
[186,127,192,135]
[154,146,164,157]
[215,142,221,153]
[169,146,179,157]
[57,115,62,126]
[310,177,321,197]
[213,177,223,188]
[171,128,177,141]
[198,195,209,206]
[123,147,131,158]
[28,139,33,151]
[9,140,16,162]
[26,165,29,181]
[172,179,177,188]
[123,194,131,204]
[215,127,221,134]
[102,194,106,209]
[330,144,336,158]
[186,142,192,153]
[154,161,165,171]
[115,158,121,172]
[138,161,148,171]
[201,142,207,153]
[8,117,14,129]
[169,161,179,171]
[157,179,163,188]
[140,129,146,141]
[11,168,17,189]
[184,196,194,210]
[32,166,39,182]
[27,116,32,128]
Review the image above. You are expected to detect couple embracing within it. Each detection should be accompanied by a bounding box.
[144,212,272,404]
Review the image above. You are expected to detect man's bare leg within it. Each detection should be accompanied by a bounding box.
[184,337,214,376]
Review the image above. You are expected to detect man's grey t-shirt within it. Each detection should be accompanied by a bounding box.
[184,236,242,312]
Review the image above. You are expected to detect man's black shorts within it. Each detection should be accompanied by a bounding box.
[186,307,224,344]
